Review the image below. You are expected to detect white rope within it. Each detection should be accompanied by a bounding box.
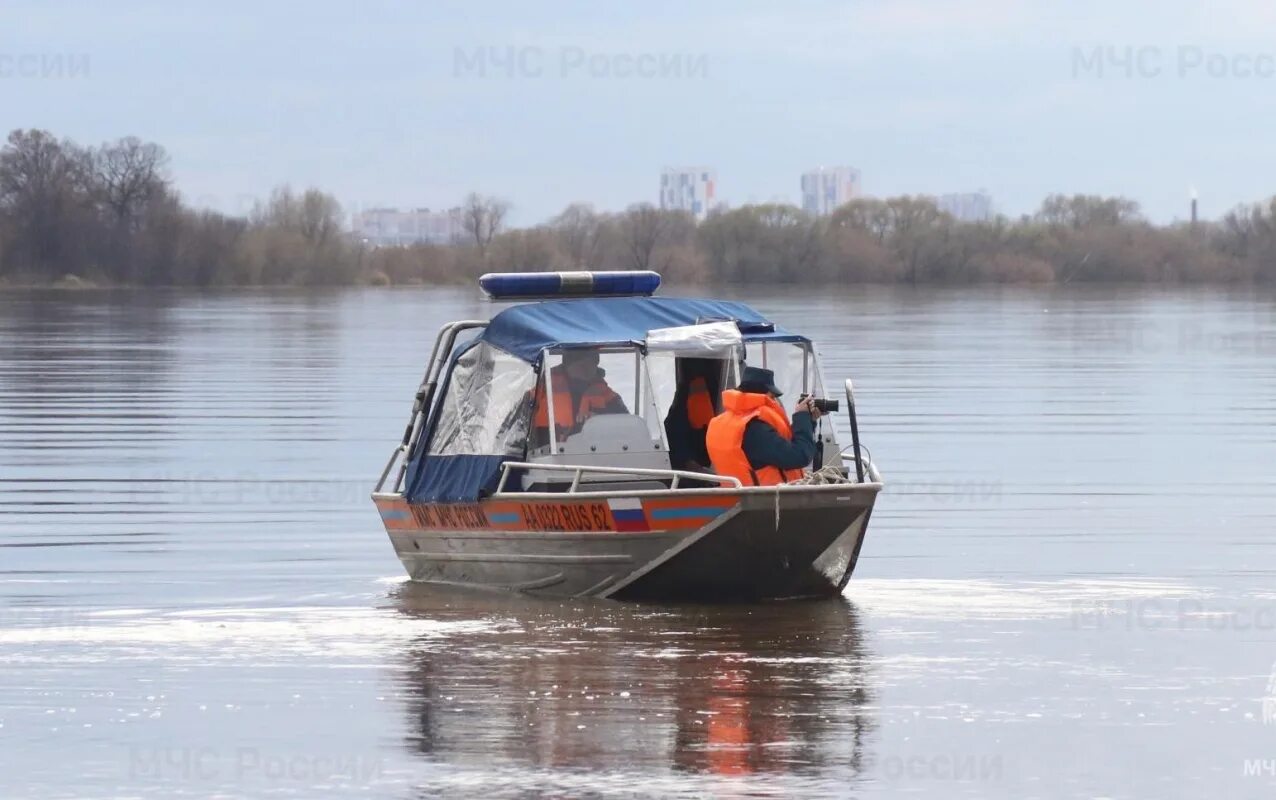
[790,465,855,485]
[774,466,853,531]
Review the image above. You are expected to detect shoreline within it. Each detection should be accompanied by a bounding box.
[4,274,1274,292]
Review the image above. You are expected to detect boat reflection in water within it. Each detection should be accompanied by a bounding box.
[389,583,877,794]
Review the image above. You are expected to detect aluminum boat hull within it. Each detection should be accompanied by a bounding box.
[372,483,880,602]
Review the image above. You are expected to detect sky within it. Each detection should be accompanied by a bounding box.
[5,0,1276,225]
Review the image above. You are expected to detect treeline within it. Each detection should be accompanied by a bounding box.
[0,129,354,286]
[3,128,1276,287]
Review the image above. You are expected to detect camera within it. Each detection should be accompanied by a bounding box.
[799,394,840,413]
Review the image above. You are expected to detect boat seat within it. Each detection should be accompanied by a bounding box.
[561,414,663,458]
[520,413,672,491]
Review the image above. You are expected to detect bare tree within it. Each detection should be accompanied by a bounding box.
[0,129,93,271]
[1036,194,1142,228]
[4,126,1271,288]
[618,203,672,271]
[93,137,169,231]
[694,204,817,281]
[461,192,509,258]
[550,203,603,267]
[251,185,300,228]
[880,196,949,283]
[830,198,894,243]
[250,185,342,246]
[298,188,342,247]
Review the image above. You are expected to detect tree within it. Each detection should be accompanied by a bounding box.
[617,203,691,271]
[243,186,352,285]
[92,137,169,230]
[251,186,341,244]
[882,196,949,283]
[1036,194,1142,228]
[488,227,559,273]
[752,204,823,279]
[461,192,509,258]
[550,203,604,267]
[821,222,899,281]
[87,137,173,281]
[174,210,247,286]
[297,188,342,247]
[829,198,894,243]
[696,204,819,281]
[5,126,1274,288]
[1215,198,1276,281]
[0,129,93,274]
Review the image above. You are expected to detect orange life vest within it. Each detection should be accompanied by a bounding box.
[685,376,715,430]
[532,365,620,436]
[705,389,805,486]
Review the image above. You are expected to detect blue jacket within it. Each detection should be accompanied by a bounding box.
[742,410,817,471]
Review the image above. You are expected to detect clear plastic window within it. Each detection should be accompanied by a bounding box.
[647,353,732,424]
[740,340,824,401]
[428,342,536,457]
[646,352,680,431]
[534,347,668,447]
[738,340,840,449]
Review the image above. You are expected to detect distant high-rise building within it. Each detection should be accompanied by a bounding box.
[800,167,862,216]
[352,207,463,246]
[660,167,716,221]
[937,191,994,222]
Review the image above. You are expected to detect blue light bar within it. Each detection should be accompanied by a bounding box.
[479,271,661,300]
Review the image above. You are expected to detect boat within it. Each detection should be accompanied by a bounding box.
[371,271,882,602]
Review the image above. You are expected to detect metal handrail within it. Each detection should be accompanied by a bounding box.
[495,461,743,494]
[841,450,883,484]
[374,445,408,494]
[385,320,488,495]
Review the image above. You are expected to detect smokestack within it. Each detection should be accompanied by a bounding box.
[1190,186,1199,226]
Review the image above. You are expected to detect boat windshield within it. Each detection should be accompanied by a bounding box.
[427,341,537,458]
[531,346,665,451]
[423,339,835,468]
[740,340,841,458]
[738,340,829,403]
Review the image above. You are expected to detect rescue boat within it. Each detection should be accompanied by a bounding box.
[371,271,882,601]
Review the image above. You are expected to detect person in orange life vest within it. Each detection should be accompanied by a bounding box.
[706,366,822,486]
[663,357,721,471]
[531,349,627,441]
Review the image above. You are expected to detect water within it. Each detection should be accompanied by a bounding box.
[2,285,1275,798]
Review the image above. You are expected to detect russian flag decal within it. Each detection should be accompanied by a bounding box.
[608,497,649,532]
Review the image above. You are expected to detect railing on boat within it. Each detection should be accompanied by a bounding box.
[377,456,746,498]
[841,447,882,484]
[384,320,491,495]
[494,462,743,494]
[373,369,880,498]
[375,444,410,494]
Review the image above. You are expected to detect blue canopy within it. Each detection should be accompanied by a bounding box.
[479,296,803,363]
[402,295,807,504]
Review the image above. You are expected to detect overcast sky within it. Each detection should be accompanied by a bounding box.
[6,0,1276,225]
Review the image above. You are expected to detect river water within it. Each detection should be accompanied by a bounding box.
[2,285,1274,799]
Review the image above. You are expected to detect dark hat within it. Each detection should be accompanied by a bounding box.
[738,366,782,397]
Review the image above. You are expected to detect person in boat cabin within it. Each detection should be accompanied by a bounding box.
[705,366,822,486]
[664,357,722,472]
[531,349,628,442]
